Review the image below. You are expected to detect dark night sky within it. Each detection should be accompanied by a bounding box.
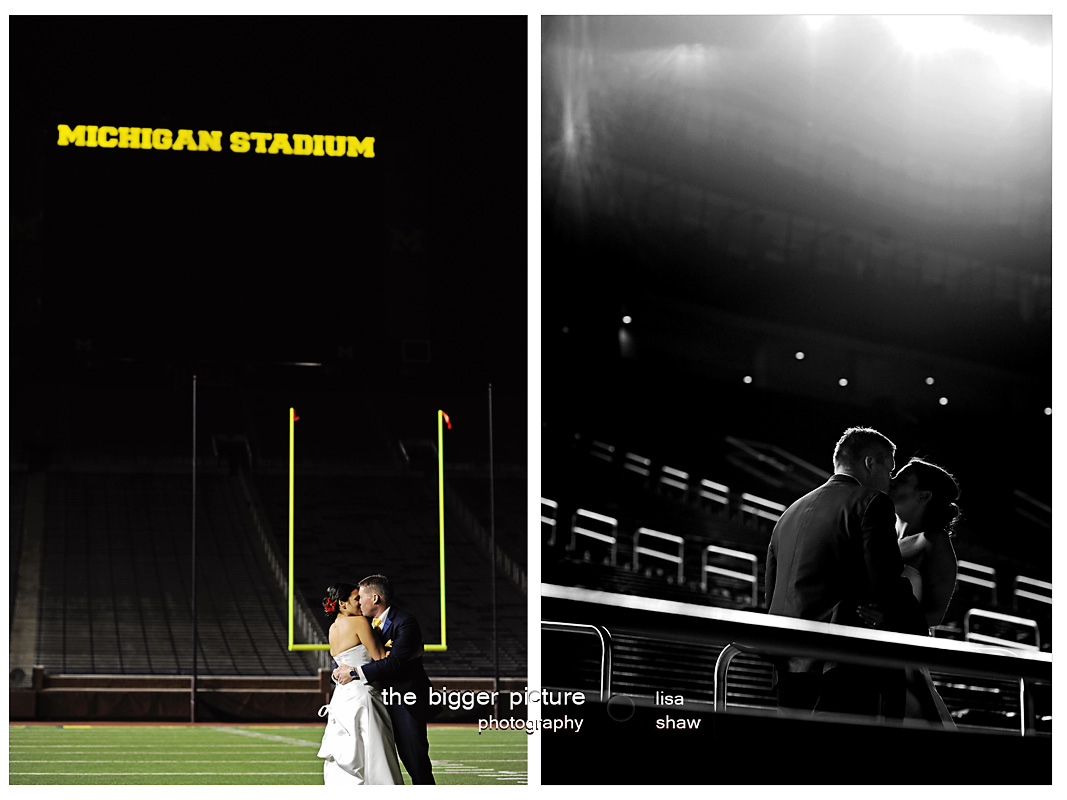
[9,17,528,388]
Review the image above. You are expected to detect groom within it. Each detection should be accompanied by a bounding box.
[334,574,437,784]
[765,426,927,718]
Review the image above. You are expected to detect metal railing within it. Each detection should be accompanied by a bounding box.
[1013,575,1052,609]
[957,559,998,605]
[571,508,619,564]
[542,583,1052,736]
[633,527,685,583]
[239,472,331,672]
[541,621,614,701]
[964,608,1041,651]
[701,545,759,606]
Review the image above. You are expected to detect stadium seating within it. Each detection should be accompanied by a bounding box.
[10,471,27,625]
[543,426,1051,733]
[252,470,527,678]
[24,462,527,680]
[34,471,318,676]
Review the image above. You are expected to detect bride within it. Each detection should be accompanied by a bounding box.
[888,458,961,729]
[317,582,404,784]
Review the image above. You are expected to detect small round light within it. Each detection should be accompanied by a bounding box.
[1045,407,1052,416]
[622,315,632,324]
[925,377,935,386]
[562,326,570,334]
[795,351,805,360]
[939,397,948,406]
[743,375,753,384]
[838,378,849,387]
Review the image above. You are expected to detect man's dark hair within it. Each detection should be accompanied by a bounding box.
[359,574,392,606]
[832,426,895,469]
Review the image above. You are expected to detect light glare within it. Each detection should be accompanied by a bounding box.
[876,15,1050,90]
[803,16,834,33]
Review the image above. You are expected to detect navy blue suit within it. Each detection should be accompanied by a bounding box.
[361,607,437,784]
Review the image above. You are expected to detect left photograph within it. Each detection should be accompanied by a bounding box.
[8,16,529,786]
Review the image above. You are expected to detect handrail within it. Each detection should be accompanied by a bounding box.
[633,527,685,583]
[701,545,758,606]
[964,608,1041,651]
[542,583,1052,732]
[1013,575,1052,609]
[957,560,998,605]
[239,472,330,672]
[542,497,559,546]
[713,644,743,712]
[571,509,619,565]
[541,621,613,701]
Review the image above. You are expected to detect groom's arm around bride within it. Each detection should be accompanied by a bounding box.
[351,574,438,785]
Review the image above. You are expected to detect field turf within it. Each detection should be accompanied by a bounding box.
[8,723,528,785]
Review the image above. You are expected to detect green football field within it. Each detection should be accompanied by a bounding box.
[8,723,528,785]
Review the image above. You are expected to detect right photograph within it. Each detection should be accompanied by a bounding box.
[540,15,1051,784]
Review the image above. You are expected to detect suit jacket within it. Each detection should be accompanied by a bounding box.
[361,607,437,721]
[765,473,926,674]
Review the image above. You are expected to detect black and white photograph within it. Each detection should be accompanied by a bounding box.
[540,14,1051,784]
[7,14,529,785]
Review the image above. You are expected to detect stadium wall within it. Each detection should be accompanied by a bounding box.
[10,668,528,724]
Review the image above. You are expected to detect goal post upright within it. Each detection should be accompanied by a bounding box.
[425,408,449,652]
[288,407,329,651]
[287,406,448,653]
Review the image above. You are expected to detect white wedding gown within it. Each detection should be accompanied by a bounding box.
[317,644,404,784]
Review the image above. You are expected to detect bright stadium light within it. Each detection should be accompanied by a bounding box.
[838,378,849,387]
[876,15,1050,90]
[878,15,966,56]
[939,397,949,406]
[803,16,834,33]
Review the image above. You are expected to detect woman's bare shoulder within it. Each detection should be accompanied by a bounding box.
[927,533,958,567]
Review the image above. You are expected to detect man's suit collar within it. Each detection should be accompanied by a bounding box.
[830,472,861,486]
[376,606,392,632]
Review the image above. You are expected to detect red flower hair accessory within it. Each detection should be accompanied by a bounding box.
[322,597,338,613]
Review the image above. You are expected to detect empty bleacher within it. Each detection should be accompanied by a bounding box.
[251,469,528,678]
[10,470,27,626]
[35,470,317,676]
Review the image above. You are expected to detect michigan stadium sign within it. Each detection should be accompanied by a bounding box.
[56,124,375,157]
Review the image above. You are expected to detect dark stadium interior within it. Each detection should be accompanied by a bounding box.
[8,16,528,722]
[540,15,1050,778]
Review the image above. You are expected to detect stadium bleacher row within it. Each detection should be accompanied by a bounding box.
[13,462,526,682]
[32,470,318,676]
[254,470,528,677]
[542,428,1051,734]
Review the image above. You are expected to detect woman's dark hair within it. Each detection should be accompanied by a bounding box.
[323,582,357,619]
[904,458,962,537]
